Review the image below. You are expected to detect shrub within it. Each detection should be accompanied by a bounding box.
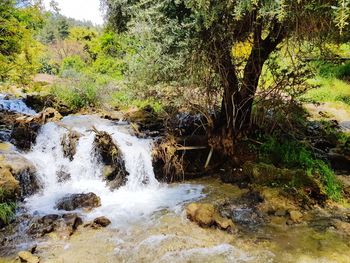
[60,55,86,73]
[51,70,118,110]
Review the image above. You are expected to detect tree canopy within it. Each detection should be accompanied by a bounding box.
[102,0,350,154]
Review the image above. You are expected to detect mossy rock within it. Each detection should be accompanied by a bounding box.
[242,161,327,202]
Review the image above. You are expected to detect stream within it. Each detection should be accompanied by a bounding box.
[1,95,350,262]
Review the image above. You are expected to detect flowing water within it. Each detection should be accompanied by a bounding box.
[0,94,36,115]
[1,97,350,262]
[24,115,204,226]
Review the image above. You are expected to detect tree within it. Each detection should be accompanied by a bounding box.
[0,0,43,82]
[103,0,350,155]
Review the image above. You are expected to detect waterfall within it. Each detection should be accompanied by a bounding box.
[0,94,36,115]
[24,115,204,226]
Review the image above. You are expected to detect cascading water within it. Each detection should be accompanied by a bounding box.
[0,94,36,115]
[24,115,204,226]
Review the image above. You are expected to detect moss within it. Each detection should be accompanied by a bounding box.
[259,137,342,201]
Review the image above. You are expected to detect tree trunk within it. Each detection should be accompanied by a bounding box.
[211,21,286,157]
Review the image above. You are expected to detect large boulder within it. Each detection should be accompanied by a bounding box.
[0,153,39,198]
[93,128,128,190]
[0,167,19,200]
[11,107,62,150]
[55,192,101,211]
[186,203,234,231]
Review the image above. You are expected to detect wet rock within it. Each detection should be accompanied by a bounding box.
[0,111,21,142]
[24,94,73,116]
[56,192,101,211]
[328,150,350,172]
[17,251,40,263]
[220,167,250,188]
[0,153,39,198]
[331,219,350,237]
[56,169,70,183]
[11,107,62,150]
[186,203,234,231]
[61,130,81,161]
[93,216,111,227]
[289,210,303,223]
[28,213,82,239]
[93,128,128,190]
[24,94,55,113]
[0,167,19,200]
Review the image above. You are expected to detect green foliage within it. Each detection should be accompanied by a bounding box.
[60,55,86,72]
[0,202,16,225]
[0,0,44,83]
[51,70,116,110]
[260,137,342,200]
[305,77,350,107]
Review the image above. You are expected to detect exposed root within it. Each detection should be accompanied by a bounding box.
[152,135,184,182]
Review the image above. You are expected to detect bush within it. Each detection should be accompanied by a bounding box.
[52,70,117,110]
[260,137,342,200]
[91,56,125,77]
[60,55,86,73]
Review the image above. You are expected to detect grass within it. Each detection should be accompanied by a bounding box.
[305,77,350,106]
[0,202,16,225]
[260,137,343,201]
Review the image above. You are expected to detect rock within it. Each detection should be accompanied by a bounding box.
[24,94,73,116]
[61,130,81,161]
[99,110,124,121]
[275,209,287,217]
[0,167,19,200]
[186,203,215,226]
[331,219,350,237]
[186,203,234,231]
[93,216,111,227]
[93,128,128,190]
[56,169,70,183]
[124,106,164,137]
[242,162,328,203]
[28,213,82,238]
[11,108,62,150]
[17,251,40,263]
[56,192,101,211]
[0,153,39,197]
[328,150,350,172]
[289,210,303,223]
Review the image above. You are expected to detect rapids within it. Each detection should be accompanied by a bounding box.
[24,115,204,226]
[1,96,350,262]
